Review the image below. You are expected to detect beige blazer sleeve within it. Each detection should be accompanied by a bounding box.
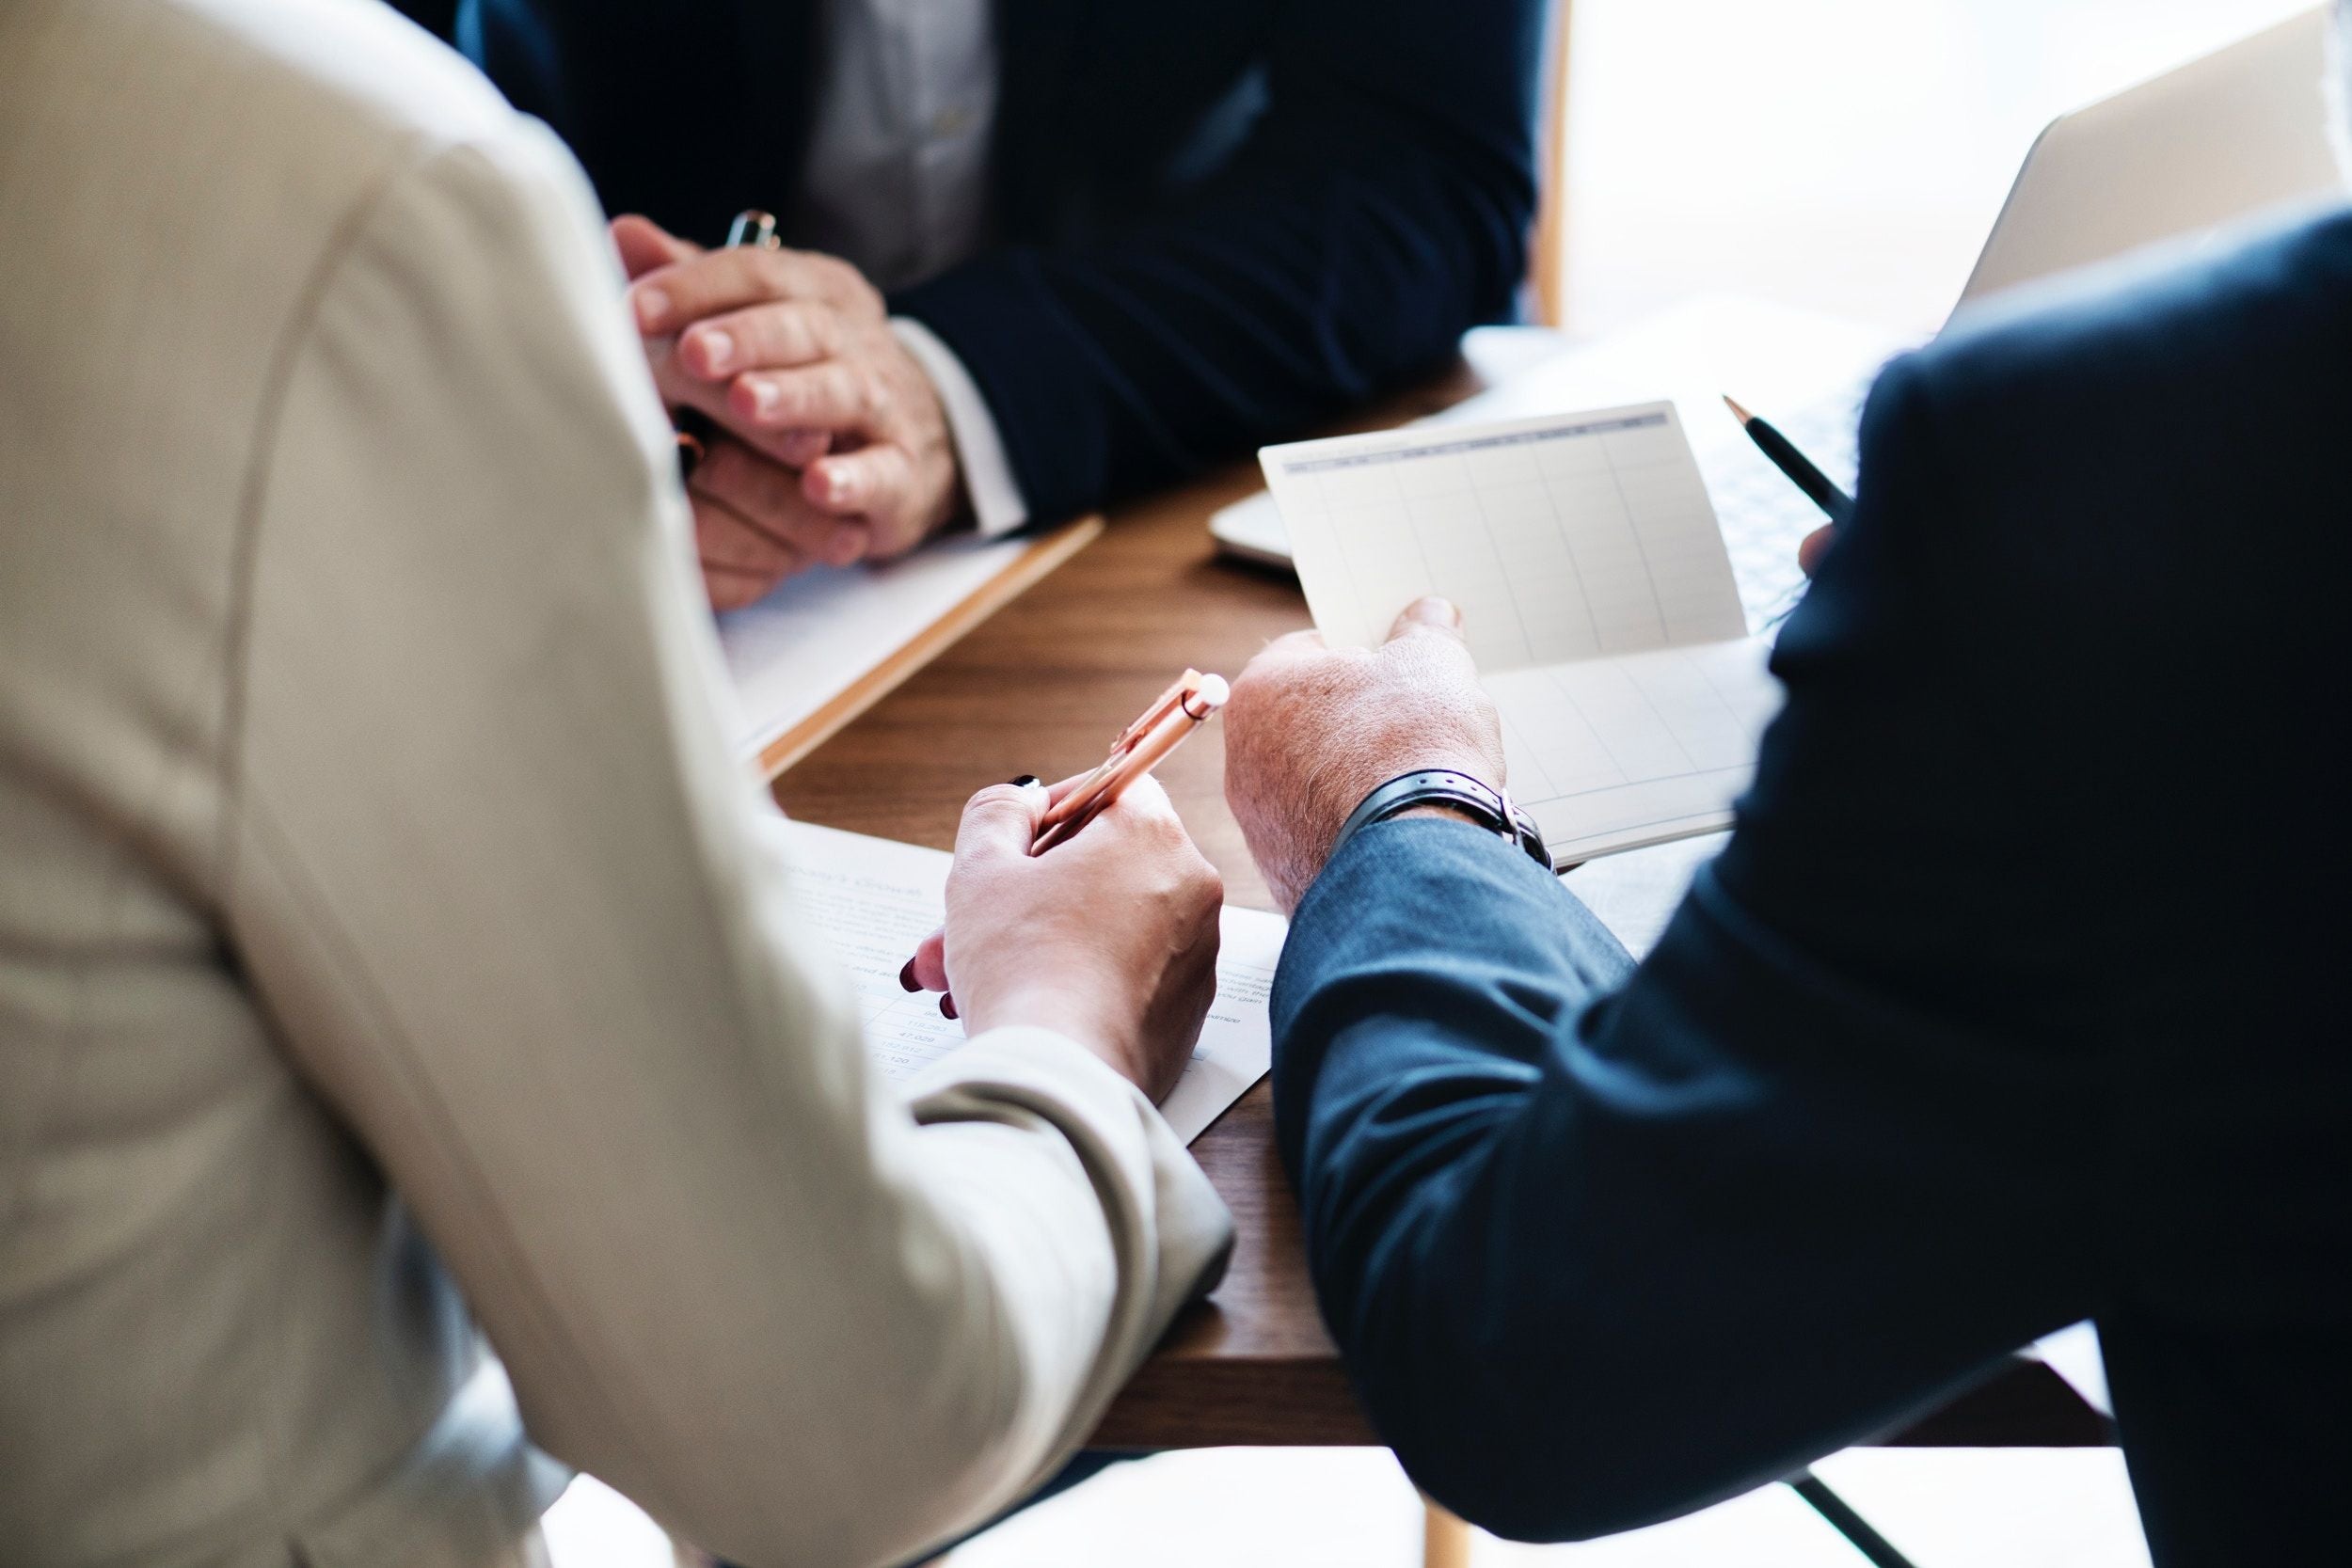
[217,120,1229,1568]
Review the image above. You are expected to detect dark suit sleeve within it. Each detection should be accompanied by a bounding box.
[1272,361,2107,1542]
[892,0,1544,523]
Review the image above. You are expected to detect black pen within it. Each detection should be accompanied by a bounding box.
[1724,396,1853,525]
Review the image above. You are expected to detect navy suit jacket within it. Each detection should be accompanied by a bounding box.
[1273,209,2352,1562]
[436,0,1543,524]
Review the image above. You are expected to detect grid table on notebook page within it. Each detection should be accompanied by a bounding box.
[1261,402,1784,864]
[768,817,1283,1145]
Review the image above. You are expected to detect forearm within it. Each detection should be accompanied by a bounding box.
[1276,824,1812,1538]
[1276,820,2098,1542]
[1275,824,1641,1537]
[1277,822,1687,1534]
[228,127,1228,1567]
[1274,819,1617,1171]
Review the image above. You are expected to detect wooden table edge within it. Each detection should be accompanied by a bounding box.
[756,514,1106,778]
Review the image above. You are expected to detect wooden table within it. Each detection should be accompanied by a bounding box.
[773,364,2109,1457]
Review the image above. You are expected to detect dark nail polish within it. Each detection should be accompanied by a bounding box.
[1008,775,1041,788]
[940,994,959,1021]
[898,960,919,992]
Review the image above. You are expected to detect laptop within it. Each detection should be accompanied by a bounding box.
[1956,5,2341,309]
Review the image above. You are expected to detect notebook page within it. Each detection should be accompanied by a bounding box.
[769,817,1281,1144]
[1263,404,1781,864]
[1489,638,1780,863]
[1260,403,1747,666]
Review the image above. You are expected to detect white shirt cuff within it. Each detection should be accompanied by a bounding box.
[892,316,1031,538]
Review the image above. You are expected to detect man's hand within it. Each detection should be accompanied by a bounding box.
[1223,596,1506,913]
[1799,523,1836,577]
[906,776,1224,1103]
[612,215,964,601]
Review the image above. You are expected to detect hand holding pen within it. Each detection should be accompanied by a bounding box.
[1033,669,1230,851]
[898,669,1230,1037]
[1725,395,1852,579]
[898,771,1225,1102]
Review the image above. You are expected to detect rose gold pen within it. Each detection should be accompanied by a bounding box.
[897,668,1230,1018]
[1031,669,1230,852]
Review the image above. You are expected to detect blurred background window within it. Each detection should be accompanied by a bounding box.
[1557,0,2319,332]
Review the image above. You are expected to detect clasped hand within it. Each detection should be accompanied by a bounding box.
[613,215,963,609]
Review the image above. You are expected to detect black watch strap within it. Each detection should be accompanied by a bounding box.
[1330,768,1551,870]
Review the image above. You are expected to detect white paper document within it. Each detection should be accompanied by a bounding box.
[774,818,1283,1144]
[717,533,1033,762]
[1261,403,1784,863]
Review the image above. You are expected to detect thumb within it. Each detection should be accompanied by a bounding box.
[1798,523,1838,578]
[1388,594,1465,643]
[953,776,1052,864]
[611,214,701,280]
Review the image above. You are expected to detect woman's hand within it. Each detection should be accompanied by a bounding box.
[909,777,1223,1103]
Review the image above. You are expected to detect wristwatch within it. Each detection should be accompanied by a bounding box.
[1329,768,1552,870]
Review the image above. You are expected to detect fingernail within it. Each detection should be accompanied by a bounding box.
[634,287,669,331]
[1008,775,1041,788]
[749,379,780,416]
[697,327,734,373]
[823,468,854,505]
[898,959,919,992]
[939,994,959,1021]
[1411,594,1462,627]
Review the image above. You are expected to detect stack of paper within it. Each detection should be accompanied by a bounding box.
[716,517,1099,776]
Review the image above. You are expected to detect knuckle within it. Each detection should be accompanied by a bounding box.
[798,304,834,356]
[963,783,1028,819]
[825,257,879,305]
[750,249,792,294]
[765,307,810,362]
[1227,659,1283,713]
